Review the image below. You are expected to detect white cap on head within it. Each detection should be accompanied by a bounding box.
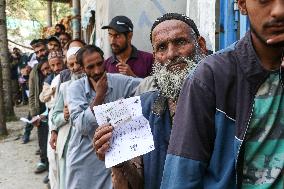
[66,47,81,60]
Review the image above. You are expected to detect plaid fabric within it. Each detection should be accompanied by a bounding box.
[48,50,63,60]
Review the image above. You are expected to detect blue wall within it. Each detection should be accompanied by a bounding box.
[218,0,249,50]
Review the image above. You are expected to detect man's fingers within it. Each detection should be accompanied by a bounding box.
[118,68,127,73]
[49,139,56,150]
[116,62,127,67]
[97,142,110,154]
[94,125,113,143]
[117,64,127,68]
[267,34,284,45]
[95,123,112,133]
[94,132,112,150]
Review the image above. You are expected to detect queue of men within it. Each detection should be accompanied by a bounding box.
[21,1,284,188]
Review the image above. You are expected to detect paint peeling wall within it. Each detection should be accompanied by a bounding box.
[95,0,187,57]
[187,0,216,51]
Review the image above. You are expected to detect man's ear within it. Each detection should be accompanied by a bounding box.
[238,0,248,15]
[127,32,133,42]
[197,36,207,55]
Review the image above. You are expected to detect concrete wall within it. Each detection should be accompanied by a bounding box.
[187,0,216,51]
[95,0,187,58]
[95,0,110,57]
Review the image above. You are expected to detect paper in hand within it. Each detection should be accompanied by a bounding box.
[93,96,155,168]
[20,115,40,124]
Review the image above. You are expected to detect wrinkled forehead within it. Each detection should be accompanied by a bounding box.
[49,57,63,65]
[67,54,77,63]
[151,20,194,44]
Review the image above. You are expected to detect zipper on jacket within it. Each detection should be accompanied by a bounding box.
[235,100,255,186]
[235,77,270,187]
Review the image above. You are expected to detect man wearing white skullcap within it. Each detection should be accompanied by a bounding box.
[50,46,85,189]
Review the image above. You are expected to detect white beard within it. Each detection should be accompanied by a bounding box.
[72,72,86,80]
[152,57,197,101]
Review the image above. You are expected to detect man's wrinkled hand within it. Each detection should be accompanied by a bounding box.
[93,123,113,161]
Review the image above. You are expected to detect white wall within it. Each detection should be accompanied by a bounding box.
[95,0,110,57]
[96,0,187,58]
[187,0,216,51]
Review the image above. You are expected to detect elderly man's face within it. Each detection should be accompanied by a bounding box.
[67,55,83,74]
[49,58,64,75]
[151,19,206,100]
[152,20,197,70]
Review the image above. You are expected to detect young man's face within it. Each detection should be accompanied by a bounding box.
[48,58,64,75]
[59,34,70,48]
[55,26,62,34]
[34,44,48,61]
[108,29,130,55]
[239,0,284,47]
[83,52,105,81]
[40,62,51,77]
[48,41,60,51]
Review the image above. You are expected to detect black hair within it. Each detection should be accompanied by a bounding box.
[60,32,72,40]
[65,39,86,50]
[55,24,66,32]
[38,57,48,70]
[30,39,46,47]
[150,13,200,43]
[76,45,104,66]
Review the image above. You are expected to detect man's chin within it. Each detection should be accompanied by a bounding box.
[268,41,284,48]
[92,75,103,82]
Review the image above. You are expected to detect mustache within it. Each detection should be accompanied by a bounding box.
[111,44,119,48]
[155,57,194,71]
[263,19,284,28]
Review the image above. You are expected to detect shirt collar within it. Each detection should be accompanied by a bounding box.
[110,45,138,64]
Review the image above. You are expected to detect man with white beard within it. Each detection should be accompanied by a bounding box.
[50,47,85,189]
[93,13,208,189]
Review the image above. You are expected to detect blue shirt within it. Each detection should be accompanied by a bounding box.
[66,73,141,189]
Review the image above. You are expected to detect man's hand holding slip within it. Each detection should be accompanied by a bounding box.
[93,123,113,161]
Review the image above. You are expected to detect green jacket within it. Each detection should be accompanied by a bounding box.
[29,63,46,116]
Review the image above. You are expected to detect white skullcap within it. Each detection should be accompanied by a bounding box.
[66,47,81,60]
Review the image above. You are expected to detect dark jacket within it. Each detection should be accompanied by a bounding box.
[141,91,172,189]
[29,63,46,116]
[161,32,270,189]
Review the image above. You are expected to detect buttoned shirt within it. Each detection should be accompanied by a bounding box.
[104,46,153,78]
[66,73,141,189]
